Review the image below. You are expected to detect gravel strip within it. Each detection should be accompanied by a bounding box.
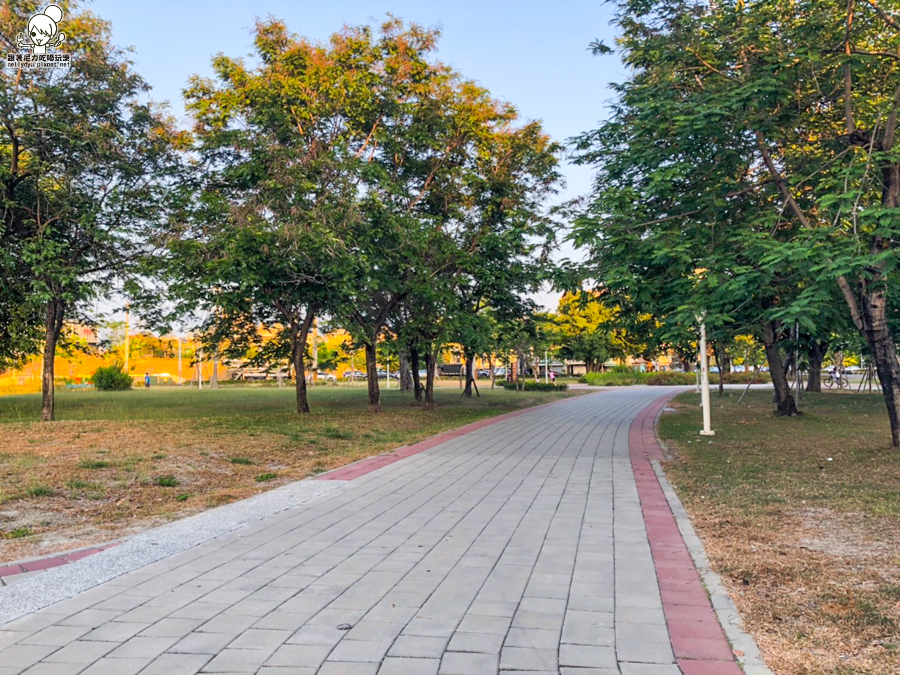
[0,477,345,625]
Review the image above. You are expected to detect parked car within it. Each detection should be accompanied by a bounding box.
[375,370,400,380]
[493,368,507,378]
[844,365,863,374]
[343,370,367,380]
[417,369,431,379]
[314,372,336,382]
[476,368,492,378]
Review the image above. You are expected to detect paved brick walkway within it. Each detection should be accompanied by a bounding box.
[0,389,726,675]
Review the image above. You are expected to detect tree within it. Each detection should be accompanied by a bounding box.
[337,19,524,412]
[153,19,375,413]
[447,122,563,398]
[578,0,900,441]
[552,292,632,373]
[1,1,179,421]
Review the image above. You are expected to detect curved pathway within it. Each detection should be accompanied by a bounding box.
[0,388,749,675]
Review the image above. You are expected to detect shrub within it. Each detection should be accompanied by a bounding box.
[502,382,569,392]
[581,371,646,386]
[26,485,54,498]
[154,475,179,487]
[229,457,253,465]
[255,473,278,482]
[175,494,189,502]
[91,364,133,391]
[643,372,697,386]
[582,370,773,387]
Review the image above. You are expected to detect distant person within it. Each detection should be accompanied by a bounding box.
[144,372,151,389]
[550,370,556,383]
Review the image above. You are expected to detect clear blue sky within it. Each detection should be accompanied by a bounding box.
[88,0,626,309]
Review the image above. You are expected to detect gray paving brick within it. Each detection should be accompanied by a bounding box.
[618,664,682,675]
[318,663,379,675]
[203,647,271,672]
[140,618,204,638]
[18,625,90,646]
[286,625,345,647]
[43,639,116,663]
[379,657,440,674]
[79,658,152,675]
[388,636,447,659]
[81,622,149,643]
[446,631,503,654]
[499,646,557,671]
[327,639,391,662]
[138,652,211,675]
[197,615,258,635]
[439,651,499,674]
[225,628,290,651]
[19,663,86,675]
[616,636,676,664]
[264,643,332,668]
[455,614,511,635]
[168,631,237,654]
[559,643,618,668]
[106,636,179,660]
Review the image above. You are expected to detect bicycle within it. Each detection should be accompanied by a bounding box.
[824,372,849,390]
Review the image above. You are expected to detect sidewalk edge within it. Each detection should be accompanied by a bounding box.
[650,447,775,675]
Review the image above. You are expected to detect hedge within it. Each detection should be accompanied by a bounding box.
[502,382,569,392]
[581,370,772,387]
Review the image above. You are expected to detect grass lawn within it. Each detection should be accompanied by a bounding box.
[659,390,900,675]
[0,384,580,562]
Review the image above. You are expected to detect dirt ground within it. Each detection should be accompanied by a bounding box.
[660,391,900,675]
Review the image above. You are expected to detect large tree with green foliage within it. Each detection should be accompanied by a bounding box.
[574,0,900,433]
[152,18,379,414]
[1,0,179,420]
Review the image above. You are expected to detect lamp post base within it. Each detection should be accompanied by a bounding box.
[700,430,716,436]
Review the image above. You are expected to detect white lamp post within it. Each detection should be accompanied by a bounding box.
[699,317,715,436]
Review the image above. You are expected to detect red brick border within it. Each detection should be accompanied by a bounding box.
[0,543,119,582]
[630,394,744,675]
[315,392,601,481]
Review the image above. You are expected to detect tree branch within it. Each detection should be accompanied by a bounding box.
[754,131,813,228]
[837,275,866,331]
[863,0,900,32]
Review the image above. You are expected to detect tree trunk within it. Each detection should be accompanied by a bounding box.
[462,349,478,398]
[762,321,799,417]
[291,320,312,414]
[410,346,423,402]
[40,298,65,422]
[806,341,827,393]
[713,342,725,398]
[516,350,524,392]
[488,353,496,390]
[423,346,438,410]
[209,352,220,389]
[399,350,413,392]
[859,290,900,446]
[364,341,381,412]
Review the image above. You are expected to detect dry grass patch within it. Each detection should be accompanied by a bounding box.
[0,385,580,562]
[659,391,900,675]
